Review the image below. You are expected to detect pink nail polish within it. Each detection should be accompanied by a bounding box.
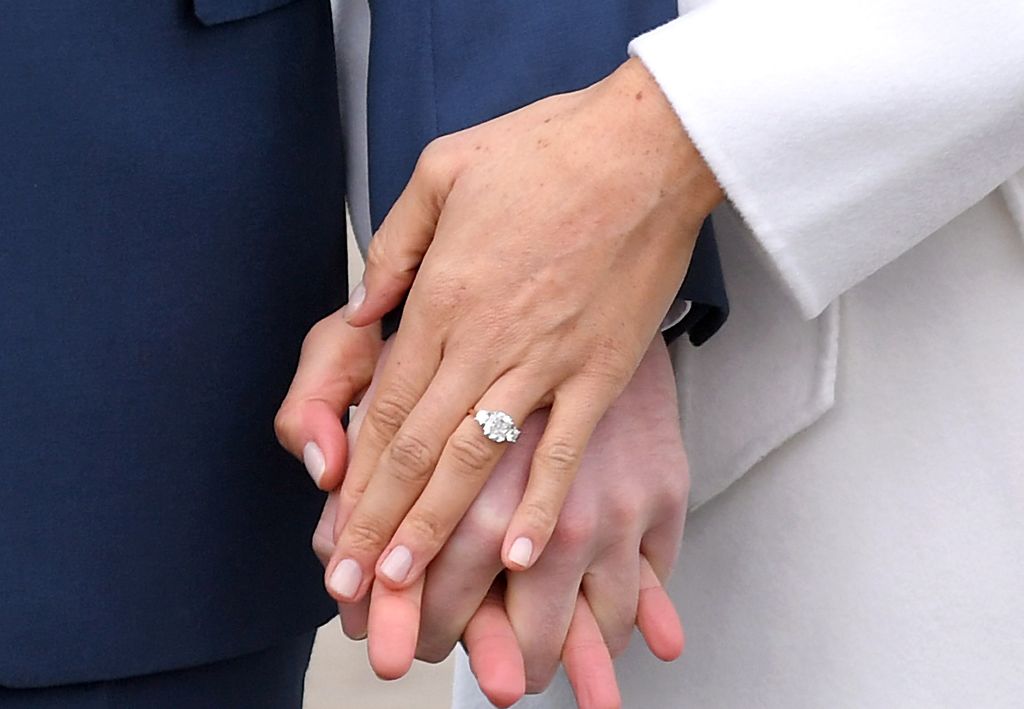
[303,441,325,486]
[329,559,362,599]
[508,537,533,568]
[379,545,413,584]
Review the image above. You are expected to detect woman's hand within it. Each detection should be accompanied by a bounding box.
[329,57,720,602]
[299,329,689,706]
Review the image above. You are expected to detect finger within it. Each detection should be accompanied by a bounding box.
[415,531,505,663]
[462,582,526,709]
[274,312,381,489]
[344,139,456,327]
[562,593,622,709]
[329,360,489,602]
[309,473,373,641]
[327,324,443,598]
[335,324,439,535]
[366,574,426,680]
[580,544,641,659]
[374,372,548,590]
[413,414,543,662]
[502,384,607,572]
[339,596,371,641]
[505,552,585,693]
[312,491,340,568]
[636,556,684,662]
[639,510,686,586]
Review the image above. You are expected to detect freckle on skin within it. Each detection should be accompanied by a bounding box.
[635,90,644,101]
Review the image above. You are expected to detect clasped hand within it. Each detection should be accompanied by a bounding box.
[277,315,689,706]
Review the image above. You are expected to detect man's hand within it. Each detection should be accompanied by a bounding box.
[328,58,721,603]
[274,310,381,489]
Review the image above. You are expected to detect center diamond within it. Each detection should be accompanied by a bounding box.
[474,410,520,443]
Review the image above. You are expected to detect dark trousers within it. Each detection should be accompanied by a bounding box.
[0,633,315,709]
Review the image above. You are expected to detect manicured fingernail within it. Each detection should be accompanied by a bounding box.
[329,559,362,599]
[508,537,533,568]
[342,280,365,321]
[379,545,413,584]
[302,441,325,486]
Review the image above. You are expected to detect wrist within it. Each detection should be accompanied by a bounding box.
[596,58,724,221]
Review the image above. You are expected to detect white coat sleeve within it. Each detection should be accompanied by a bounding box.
[630,0,1024,318]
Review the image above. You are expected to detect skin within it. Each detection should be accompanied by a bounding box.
[276,315,690,706]
[326,57,723,605]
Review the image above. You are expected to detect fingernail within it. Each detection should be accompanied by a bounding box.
[379,545,413,584]
[508,537,533,568]
[342,280,365,321]
[302,441,326,486]
[329,559,362,599]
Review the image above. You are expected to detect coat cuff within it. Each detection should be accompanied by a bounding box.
[630,0,1024,319]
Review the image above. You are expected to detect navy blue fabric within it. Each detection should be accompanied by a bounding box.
[0,632,315,708]
[367,0,729,345]
[1,0,341,687]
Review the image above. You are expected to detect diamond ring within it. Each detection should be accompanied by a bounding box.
[473,409,521,444]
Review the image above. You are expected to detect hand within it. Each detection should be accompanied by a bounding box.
[300,329,689,706]
[328,57,721,602]
[404,338,689,693]
[274,309,381,489]
[315,489,673,709]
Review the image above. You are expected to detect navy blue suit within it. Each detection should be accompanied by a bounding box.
[1,0,340,692]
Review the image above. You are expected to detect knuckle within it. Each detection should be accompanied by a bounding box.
[365,231,394,273]
[339,481,367,511]
[386,431,435,485]
[272,405,298,447]
[366,387,416,439]
[551,511,596,549]
[538,438,582,481]
[403,509,447,548]
[447,433,494,474]
[521,501,560,539]
[417,136,457,179]
[343,516,392,554]
[607,493,642,528]
[459,508,507,551]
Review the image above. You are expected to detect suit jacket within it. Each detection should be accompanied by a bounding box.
[0,0,342,687]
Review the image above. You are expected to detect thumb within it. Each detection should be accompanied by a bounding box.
[274,311,382,490]
[343,139,457,326]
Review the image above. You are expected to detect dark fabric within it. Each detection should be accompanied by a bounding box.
[367,0,729,345]
[0,632,315,708]
[194,0,303,25]
[0,0,341,687]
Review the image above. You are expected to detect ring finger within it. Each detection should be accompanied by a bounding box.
[372,371,552,590]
